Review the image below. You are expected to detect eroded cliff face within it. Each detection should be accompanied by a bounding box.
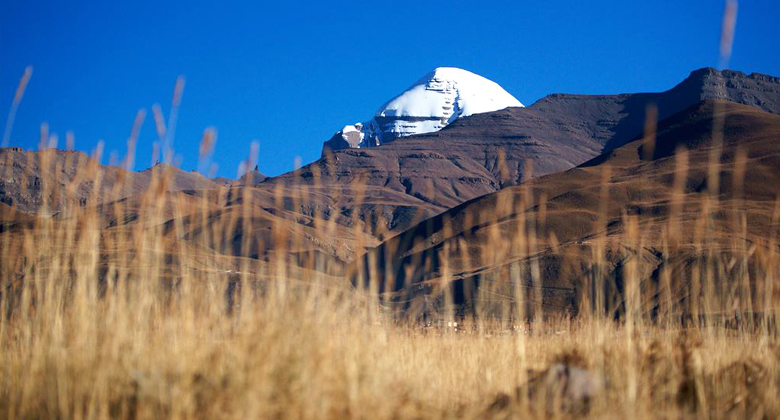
[692,68,780,113]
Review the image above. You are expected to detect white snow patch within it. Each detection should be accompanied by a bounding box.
[341,124,359,133]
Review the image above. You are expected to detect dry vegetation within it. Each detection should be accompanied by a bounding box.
[2,109,780,420]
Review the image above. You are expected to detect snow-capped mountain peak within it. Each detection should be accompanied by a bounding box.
[324,67,523,152]
[378,67,523,120]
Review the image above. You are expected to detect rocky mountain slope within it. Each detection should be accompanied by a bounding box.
[353,100,780,318]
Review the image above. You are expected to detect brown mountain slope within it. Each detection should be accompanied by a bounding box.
[0,201,348,292]
[355,100,780,320]
[0,182,357,287]
[0,147,439,254]
[0,148,220,214]
[66,180,395,269]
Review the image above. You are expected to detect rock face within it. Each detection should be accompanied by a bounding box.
[322,67,523,153]
[693,68,780,115]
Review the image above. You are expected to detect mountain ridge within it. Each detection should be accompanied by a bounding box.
[267,67,780,225]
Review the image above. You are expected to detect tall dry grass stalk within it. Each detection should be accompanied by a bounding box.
[1,66,32,148]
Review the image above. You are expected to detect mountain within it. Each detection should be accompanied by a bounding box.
[0,148,221,214]
[353,100,780,318]
[274,68,780,219]
[322,67,523,151]
[3,68,779,278]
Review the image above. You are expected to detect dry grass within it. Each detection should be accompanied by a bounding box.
[2,121,780,420]
[1,257,778,420]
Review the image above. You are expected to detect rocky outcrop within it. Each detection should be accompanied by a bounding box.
[238,167,267,186]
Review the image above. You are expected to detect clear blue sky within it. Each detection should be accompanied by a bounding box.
[1,0,778,178]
